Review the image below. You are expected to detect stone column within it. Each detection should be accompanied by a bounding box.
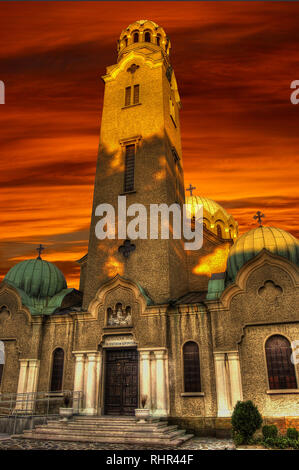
[214,352,231,417]
[25,359,40,413]
[73,353,85,413]
[228,351,243,408]
[139,351,151,409]
[83,353,98,415]
[15,359,28,411]
[95,351,102,415]
[154,350,167,417]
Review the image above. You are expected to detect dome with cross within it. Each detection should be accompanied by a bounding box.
[3,249,80,315]
[226,225,299,283]
[185,192,238,240]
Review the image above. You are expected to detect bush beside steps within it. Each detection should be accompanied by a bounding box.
[231,400,299,449]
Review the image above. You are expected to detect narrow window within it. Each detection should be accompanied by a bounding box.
[169,97,176,126]
[133,85,139,104]
[156,35,161,46]
[133,32,139,43]
[50,348,64,392]
[144,31,151,42]
[216,224,222,238]
[124,144,135,192]
[266,335,297,390]
[125,86,131,106]
[0,341,4,387]
[124,36,128,47]
[183,342,201,392]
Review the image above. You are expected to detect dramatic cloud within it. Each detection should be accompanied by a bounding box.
[0,2,298,287]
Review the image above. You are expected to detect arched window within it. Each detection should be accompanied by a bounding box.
[156,35,161,46]
[133,32,139,43]
[183,342,201,392]
[0,341,5,387]
[144,31,151,42]
[216,224,222,238]
[50,348,64,392]
[265,335,297,390]
[123,36,128,47]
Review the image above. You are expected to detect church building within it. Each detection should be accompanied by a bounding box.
[0,20,298,436]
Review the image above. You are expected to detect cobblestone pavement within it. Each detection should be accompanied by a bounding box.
[0,436,236,450]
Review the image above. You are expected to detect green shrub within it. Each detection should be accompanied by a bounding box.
[233,432,245,446]
[262,424,278,439]
[263,436,299,449]
[286,427,299,440]
[292,439,299,449]
[231,400,263,444]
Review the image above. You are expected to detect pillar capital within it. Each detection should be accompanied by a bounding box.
[140,351,151,360]
[227,351,239,361]
[19,359,28,366]
[153,350,165,361]
[86,352,98,361]
[214,352,226,361]
[74,353,86,362]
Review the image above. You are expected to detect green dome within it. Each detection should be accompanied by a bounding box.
[4,258,67,298]
[227,226,299,282]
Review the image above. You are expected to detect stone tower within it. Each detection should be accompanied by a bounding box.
[82,20,188,309]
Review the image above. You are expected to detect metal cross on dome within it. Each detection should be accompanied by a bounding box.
[253,211,265,227]
[36,244,45,259]
[186,184,196,196]
[118,239,136,258]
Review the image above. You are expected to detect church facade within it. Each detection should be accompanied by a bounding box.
[0,20,299,436]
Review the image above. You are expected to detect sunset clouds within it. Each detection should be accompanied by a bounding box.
[0,2,298,287]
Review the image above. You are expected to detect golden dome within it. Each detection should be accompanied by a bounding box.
[186,195,238,240]
[118,20,170,59]
[227,226,299,282]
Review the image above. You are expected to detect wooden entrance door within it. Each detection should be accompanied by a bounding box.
[104,348,138,415]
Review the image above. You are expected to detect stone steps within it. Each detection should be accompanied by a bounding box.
[43,422,174,432]
[22,427,186,439]
[13,416,193,447]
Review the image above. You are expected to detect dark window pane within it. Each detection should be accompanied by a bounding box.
[133,85,139,104]
[133,33,139,43]
[124,145,135,192]
[144,32,151,42]
[125,87,131,106]
[157,36,160,46]
[266,335,297,390]
[50,348,64,392]
[217,225,222,238]
[0,364,3,386]
[183,342,201,392]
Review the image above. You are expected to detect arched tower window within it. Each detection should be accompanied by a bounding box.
[123,36,128,47]
[216,224,222,238]
[144,31,151,42]
[265,335,297,390]
[183,342,201,392]
[0,341,5,387]
[133,32,139,43]
[156,35,161,46]
[50,348,64,392]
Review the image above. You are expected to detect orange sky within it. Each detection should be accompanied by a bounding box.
[0,1,299,288]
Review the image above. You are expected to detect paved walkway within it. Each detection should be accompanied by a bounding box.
[0,436,236,450]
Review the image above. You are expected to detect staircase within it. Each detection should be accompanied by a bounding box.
[13,416,193,446]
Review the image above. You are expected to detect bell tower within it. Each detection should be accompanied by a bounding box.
[82,20,188,308]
